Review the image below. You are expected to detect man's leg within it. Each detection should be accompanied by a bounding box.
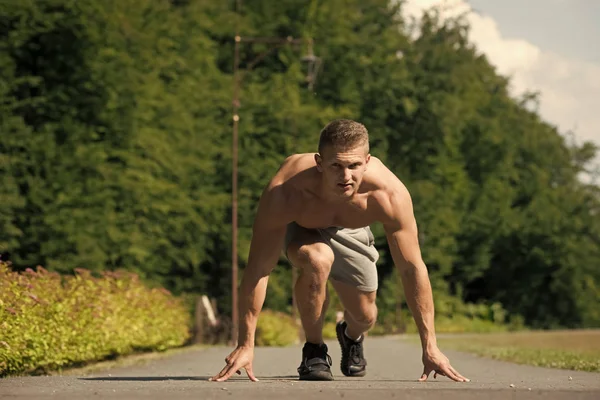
[287,230,335,380]
[331,279,377,377]
[288,232,334,344]
[331,279,377,338]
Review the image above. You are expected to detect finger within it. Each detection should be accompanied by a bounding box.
[214,368,236,382]
[212,364,236,382]
[450,365,470,382]
[209,364,232,381]
[440,366,462,382]
[434,370,447,379]
[246,365,259,382]
[449,367,467,382]
[214,362,241,382]
[446,366,465,382]
[418,367,431,382]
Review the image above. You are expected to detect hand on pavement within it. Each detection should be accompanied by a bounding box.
[209,345,259,382]
[418,346,470,382]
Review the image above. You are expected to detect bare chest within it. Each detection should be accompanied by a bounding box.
[292,197,376,229]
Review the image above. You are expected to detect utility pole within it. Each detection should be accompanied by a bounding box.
[230,1,321,345]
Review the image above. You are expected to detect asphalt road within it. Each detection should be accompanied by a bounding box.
[1,336,599,400]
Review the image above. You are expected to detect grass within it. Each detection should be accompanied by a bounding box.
[427,329,600,372]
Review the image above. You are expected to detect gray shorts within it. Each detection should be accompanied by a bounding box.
[283,222,379,292]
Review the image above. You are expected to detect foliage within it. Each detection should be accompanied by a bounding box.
[322,322,337,339]
[0,0,599,334]
[0,262,191,377]
[373,268,524,335]
[255,310,299,347]
[0,0,230,295]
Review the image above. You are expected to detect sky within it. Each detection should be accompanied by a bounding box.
[401,0,600,156]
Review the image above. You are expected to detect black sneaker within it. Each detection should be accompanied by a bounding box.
[336,320,367,377]
[297,342,334,381]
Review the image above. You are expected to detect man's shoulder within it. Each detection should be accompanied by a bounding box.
[255,154,315,226]
[365,157,412,223]
[281,153,316,169]
[271,153,316,185]
[261,153,315,202]
[366,157,408,195]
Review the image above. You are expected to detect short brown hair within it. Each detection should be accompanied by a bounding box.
[318,119,369,154]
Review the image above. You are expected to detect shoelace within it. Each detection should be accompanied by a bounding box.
[348,342,364,364]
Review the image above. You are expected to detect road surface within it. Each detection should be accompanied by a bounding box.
[1,336,598,399]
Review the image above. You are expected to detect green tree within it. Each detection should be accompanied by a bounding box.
[1,0,598,329]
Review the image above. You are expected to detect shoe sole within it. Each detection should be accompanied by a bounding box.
[299,370,334,381]
[336,323,367,377]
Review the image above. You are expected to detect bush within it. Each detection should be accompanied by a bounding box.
[322,322,337,339]
[0,262,191,377]
[372,270,523,335]
[255,310,300,347]
[372,305,526,336]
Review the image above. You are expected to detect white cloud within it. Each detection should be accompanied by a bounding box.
[402,0,600,151]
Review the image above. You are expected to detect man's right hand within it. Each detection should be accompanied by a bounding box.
[209,345,259,382]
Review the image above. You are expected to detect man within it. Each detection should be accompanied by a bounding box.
[210,119,469,383]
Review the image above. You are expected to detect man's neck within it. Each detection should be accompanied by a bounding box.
[317,177,357,205]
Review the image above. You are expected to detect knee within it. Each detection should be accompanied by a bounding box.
[293,244,333,280]
[353,305,378,329]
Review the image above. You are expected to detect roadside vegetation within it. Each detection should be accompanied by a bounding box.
[0,262,191,377]
[431,330,600,372]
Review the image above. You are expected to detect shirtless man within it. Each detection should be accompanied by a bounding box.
[210,119,469,383]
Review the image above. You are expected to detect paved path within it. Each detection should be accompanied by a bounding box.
[1,336,599,399]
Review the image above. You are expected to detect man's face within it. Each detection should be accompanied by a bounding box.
[315,144,370,199]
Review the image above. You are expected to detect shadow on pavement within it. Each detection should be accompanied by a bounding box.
[80,377,208,381]
[79,376,427,383]
[79,375,301,382]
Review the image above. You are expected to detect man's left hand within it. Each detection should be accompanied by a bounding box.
[418,346,470,382]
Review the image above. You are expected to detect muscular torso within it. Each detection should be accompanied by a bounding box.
[273,153,397,230]
[292,193,374,229]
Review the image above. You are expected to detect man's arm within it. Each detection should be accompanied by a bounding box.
[210,177,292,382]
[237,181,291,347]
[381,186,437,351]
[379,183,469,382]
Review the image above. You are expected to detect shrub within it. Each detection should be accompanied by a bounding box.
[372,307,525,336]
[0,262,191,377]
[373,271,523,335]
[255,310,299,347]
[322,322,337,339]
